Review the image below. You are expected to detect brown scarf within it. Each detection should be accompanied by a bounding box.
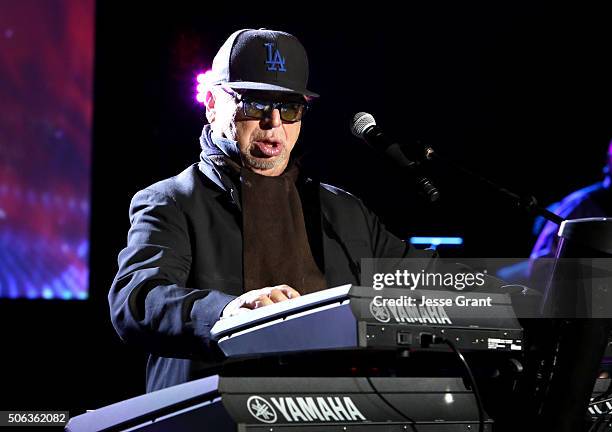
[228,161,328,295]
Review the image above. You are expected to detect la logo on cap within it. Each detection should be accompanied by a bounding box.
[264,43,286,72]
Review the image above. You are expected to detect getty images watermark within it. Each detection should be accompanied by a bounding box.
[366,259,496,312]
[371,266,492,308]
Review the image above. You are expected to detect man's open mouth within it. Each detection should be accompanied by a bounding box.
[252,139,283,157]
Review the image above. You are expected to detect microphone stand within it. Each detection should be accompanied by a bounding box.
[422,145,564,226]
[384,143,441,203]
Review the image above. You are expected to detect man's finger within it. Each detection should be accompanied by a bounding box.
[251,295,274,309]
[269,289,289,303]
[275,284,301,299]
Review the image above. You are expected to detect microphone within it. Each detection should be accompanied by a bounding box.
[351,112,440,202]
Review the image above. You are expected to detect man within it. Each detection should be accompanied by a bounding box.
[109,29,425,393]
[531,139,612,260]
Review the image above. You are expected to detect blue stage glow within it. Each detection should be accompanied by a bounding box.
[409,236,464,246]
[496,260,530,281]
[42,287,54,299]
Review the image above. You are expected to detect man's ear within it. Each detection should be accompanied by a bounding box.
[204,90,215,123]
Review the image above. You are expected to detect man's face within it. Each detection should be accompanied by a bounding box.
[209,88,305,177]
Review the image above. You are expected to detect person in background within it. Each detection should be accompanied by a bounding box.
[531,140,612,260]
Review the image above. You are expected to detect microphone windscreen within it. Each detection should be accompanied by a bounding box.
[350,112,376,138]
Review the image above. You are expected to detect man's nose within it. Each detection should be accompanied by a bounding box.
[260,108,282,129]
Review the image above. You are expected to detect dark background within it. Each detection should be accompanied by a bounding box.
[1,2,611,417]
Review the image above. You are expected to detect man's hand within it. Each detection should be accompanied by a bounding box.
[221,284,301,318]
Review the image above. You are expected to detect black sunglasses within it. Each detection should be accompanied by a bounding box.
[238,97,309,123]
[221,87,309,123]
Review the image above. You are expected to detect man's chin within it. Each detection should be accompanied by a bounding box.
[244,154,281,169]
[243,153,289,175]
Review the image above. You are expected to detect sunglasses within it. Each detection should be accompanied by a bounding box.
[218,86,307,122]
[238,97,309,123]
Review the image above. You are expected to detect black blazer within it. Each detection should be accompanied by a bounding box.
[109,159,424,392]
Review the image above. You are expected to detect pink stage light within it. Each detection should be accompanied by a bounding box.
[195,70,213,104]
[196,72,211,83]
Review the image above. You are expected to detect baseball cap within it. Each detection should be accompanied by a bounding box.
[208,28,319,98]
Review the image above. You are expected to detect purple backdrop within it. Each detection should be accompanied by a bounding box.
[0,0,94,299]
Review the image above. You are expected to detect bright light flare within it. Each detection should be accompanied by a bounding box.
[195,70,213,104]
